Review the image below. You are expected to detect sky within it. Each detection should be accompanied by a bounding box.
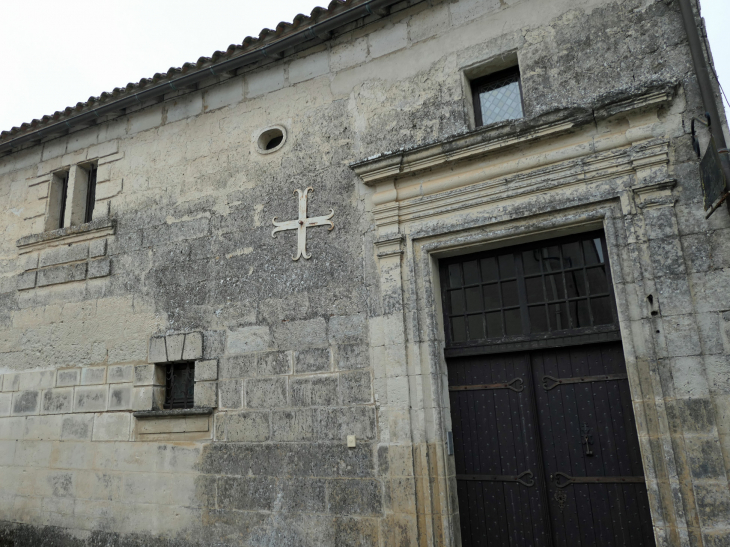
[0,0,728,133]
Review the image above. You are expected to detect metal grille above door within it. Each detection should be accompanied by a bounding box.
[441,231,620,356]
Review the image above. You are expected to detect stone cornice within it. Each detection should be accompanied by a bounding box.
[351,88,674,187]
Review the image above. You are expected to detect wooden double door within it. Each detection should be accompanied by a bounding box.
[448,342,655,546]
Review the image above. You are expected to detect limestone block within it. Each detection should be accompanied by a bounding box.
[224,411,270,442]
[226,326,272,354]
[294,348,332,373]
[258,352,291,376]
[134,364,165,386]
[289,50,329,84]
[128,106,162,135]
[272,410,314,441]
[194,381,217,408]
[80,367,106,385]
[0,417,26,440]
[219,379,242,409]
[87,258,111,279]
[0,439,16,466]
[2,374,20,392]
[23,415,62,441]
[92,412,131,441]
[39,243,89,268]
[41,388,73,414]
[14,440,53,467]
[409,1,450,43]
[217,476,278,512]
[60,414,94,441]
[74,386,107,413]
[183,332,203,360]
[148,337,167,363]
[316,406,376,441]
[204,78,243,111]
[0,393,10,417]
[368,22,408,59]
[290,375,338,407]
[108,383,133,411]
[245,378,287,408]
[19,370,55,391]
[37,263,87,287]
[88,239,107,258]
[87,140,118,160]
[220,355,256,378]
[165,334,185,362]
[107,364,134,384]
[330,37,368,72]
[56,369,80,387]
[18,253,38,272]
[273,318,327,349]
[337,344,369,370]
[246,65,285,98]
[326,478,382,516]
[166,93,203,124]
[194,360,218,381]
[16,271,36,290]
[339,371,373,404]
[132,386,165,411]
[328,313,368,344]
[12,391,40,416]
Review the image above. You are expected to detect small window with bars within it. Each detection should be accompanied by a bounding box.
[164,362,195,409]
[441,232,618,350]
[471,66,524,128]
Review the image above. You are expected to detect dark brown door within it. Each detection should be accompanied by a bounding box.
[448,342,655,547]
[442,233,654,547]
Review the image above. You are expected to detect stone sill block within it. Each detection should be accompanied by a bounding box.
[17,217,115,249]
[133,407,215,419]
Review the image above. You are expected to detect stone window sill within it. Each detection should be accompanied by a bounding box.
[16,217,115,251]
[132,407,215,419]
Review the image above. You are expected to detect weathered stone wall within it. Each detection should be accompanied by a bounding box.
[0,0,728,545]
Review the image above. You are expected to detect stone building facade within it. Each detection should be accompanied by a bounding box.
[0,0,729,545]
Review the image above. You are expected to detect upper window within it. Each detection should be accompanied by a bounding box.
[45,164,97,231]
[440,232,619,353]
[471,66,524,127]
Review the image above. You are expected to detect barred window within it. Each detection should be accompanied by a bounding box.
[441,232,618,351]
[164,362,195,409]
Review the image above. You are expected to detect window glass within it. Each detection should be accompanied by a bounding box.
[473,67,524,127]
[443,232,617,346]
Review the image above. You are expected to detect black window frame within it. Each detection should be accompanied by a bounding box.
[471,66,524,128]
[164,361,196,410]
[440,231,621,357]
[84,164,98,224]
[58,171,69,229]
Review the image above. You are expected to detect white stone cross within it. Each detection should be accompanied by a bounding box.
[272,187,335,260]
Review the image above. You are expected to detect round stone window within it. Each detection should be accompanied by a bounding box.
[255,125,287,154]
